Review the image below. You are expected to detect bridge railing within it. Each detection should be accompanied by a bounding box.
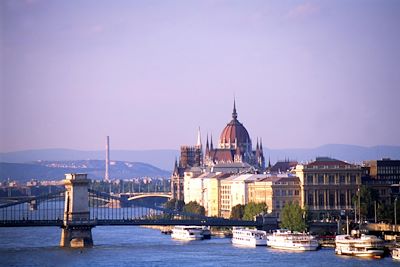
[0,189,263,228]
[0,190,65,224]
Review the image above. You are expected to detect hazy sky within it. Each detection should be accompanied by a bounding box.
[1,0,399,152]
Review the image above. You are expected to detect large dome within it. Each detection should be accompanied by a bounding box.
[219,101,251,149]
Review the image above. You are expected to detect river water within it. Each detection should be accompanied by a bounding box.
[0,226,397,267]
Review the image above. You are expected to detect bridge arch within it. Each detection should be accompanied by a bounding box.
[127,194,172,201]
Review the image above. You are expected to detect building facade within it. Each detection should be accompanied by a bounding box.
[248,175,301,219]
[363,158,400,205]
[294,157,362,220]
[171,100,266,201]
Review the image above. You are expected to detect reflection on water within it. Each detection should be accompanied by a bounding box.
[0,226,398,267]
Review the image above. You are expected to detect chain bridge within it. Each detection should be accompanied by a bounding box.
[0,174,263,248]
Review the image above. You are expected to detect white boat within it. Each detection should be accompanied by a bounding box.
[267,229,319,251]
[393,248,400,260]
[335,234,384,258]
[231,227,268,247]
[171,226,206,241]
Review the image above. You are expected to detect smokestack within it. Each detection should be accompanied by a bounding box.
[105,136,110,182]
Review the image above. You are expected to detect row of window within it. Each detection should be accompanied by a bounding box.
[306,174,357,184]
[377,166,400,174]
[307,193,354,206]
[274,189,300,196]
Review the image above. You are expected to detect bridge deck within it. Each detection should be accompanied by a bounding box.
[0,219,262,227]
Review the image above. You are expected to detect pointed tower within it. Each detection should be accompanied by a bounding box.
[257,137,265,170]
[232,97,238,121]
[234,138,242,163]
[194,127,203,167]
[255,137,260,158]
[173,157,179,176]
[205,134,210,157]
[210,134,214,150]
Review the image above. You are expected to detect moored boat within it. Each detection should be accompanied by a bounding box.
[392,248,400,260]
[267,229,319,251]
[231,227,268,247]
[171,226,204,241]
[335,234,384,258]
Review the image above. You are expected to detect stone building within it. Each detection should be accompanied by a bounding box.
[248,175,301,219]
[294,157,362,220]
[171,100,266,201]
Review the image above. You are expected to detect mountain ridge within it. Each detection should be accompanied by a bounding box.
[0,144,399,171]
[0,160,170,182]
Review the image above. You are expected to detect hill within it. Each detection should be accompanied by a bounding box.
[0,149,178,171]
[0,144,399,173]
[0,160,170,182]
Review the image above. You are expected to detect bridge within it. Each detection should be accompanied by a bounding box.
[0,174,264,248]
[118,192,172,201]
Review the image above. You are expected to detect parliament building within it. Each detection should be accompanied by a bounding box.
[171,101,265,200]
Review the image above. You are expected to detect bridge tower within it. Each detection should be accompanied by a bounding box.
[60,173,94,248]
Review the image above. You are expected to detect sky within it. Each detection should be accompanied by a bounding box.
[1,0,400,152]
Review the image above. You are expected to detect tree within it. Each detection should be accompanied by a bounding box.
[352,185,379,221]
[242,202,268,221]
[280,202,307,232]
[183,201,205,216]
[230,204,245,220]
[164,199,185,212]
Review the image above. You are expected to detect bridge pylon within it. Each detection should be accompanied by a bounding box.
[60,173,94,248]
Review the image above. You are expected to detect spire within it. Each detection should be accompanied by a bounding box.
[256,137,259,150]
[210,134,214,150]
[268,157,271,168]
[236,140,241,155]
[173,157,179,175]
[196,127,202,147]
[232,98,238,120]
[205,134,209,156]
[260,137,263,152]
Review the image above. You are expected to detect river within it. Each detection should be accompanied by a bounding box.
[0,226,397,266]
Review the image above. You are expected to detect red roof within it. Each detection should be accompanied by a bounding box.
[306,157,352,167]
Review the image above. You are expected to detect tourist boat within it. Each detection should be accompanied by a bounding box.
[171,226,207,241]
[335,234,384,258]
[231,227,268,247]
[267,229,319,251]
[392,248,400,260]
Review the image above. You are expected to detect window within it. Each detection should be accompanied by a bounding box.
[318,175,324,184]
[275,190,281,196]
[295,190,300,196]
[339,175,346,184]
[307,175,313,184]
[340,193,345,206]
[308,194,314,205]
[288,190,293,196]
[350,175,356,184]
[319,194,324,206]
[329,194,335,207]
[282,190,287,196]
[329,175,335,184]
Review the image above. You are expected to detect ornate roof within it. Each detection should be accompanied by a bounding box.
[219,100,251,146]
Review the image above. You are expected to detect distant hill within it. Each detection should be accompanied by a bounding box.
[0,149,179,171]
[0,145,399,173]
[265,144,400,163]
[0,160,170,182]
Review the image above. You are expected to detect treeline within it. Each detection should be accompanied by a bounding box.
[164,199,205,215]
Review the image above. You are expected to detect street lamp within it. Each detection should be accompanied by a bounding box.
[358,186,361,224]
[395,197,398,229]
